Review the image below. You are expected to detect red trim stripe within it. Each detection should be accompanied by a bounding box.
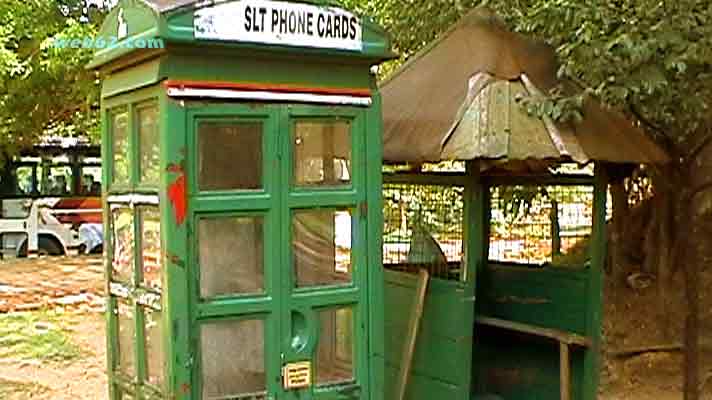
[163,80,372,97]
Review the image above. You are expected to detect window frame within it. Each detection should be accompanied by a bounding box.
[106,97,160,193]
[482,175,596,271]
[107,201,165,394]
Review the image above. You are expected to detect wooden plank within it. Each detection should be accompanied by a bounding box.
[382,362,462,400]
[383,171,467,186]
[475,316,592,347]
[396,269,430,400]
[560,342,571,400]
[482,173,594,186]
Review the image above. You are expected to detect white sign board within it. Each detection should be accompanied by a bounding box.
[194,0,363,51]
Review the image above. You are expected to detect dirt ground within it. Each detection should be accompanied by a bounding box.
[0,256,106,399]
[0,312,107,400]
[600,266,712,400]
[0,255,710,399]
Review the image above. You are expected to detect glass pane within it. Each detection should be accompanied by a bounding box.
[112,111,130,186]
[201,320,265,399]
[144,307,165,388]
[294,120,351,187]
[293,209,352,288]
[41,165,73,196]
[112,208,134,283]
[81,166,102,196]
[0,199,30,219]
[316,307,354,385]
[116,300,135,378]
[199,217,264,298]
[138,105,160,185]
[15,166,34,195]
[140,207,162,291]
[198,121,263,191]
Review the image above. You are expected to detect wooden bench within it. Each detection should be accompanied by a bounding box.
[475,316,592,400]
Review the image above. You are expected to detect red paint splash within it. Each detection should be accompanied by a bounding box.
[167,165,187,226]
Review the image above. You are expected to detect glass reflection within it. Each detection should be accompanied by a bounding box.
[116,300,135,378]
[199,217,265,298]
[112,208,134,283]
[112,112,130,185]
[293,209,352,287]
[138,105,160,185]
[140,207,161,291]
[201,320,266,399]
[316,307,354,385]
[144,307,164,388]
[198,121,263,191]
[294,120,352,187]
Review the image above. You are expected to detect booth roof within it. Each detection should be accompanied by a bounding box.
[140,0,197,12]
[381,8,669,165]
[140,0,369,13]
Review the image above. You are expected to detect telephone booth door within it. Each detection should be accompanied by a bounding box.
[190,103,372,400]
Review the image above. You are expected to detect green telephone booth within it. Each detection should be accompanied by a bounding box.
[89,1,393,399]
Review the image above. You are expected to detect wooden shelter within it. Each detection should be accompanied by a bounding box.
[379,8,668,400]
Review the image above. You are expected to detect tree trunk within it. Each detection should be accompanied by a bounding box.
[609,181,629,284]
[655,180,675,341]
[683,136,712,399]
[682,209,700,400]
[642,206,659,275]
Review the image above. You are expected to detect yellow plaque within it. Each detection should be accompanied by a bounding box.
[282,361,312,390]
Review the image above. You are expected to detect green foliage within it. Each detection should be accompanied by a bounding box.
[341,0,712,152]
[487,0,712,147]
[0,311,84,363]
[339,0,480,75]
[0,0,106,163]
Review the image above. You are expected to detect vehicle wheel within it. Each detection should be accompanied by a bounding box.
[89,244,103,255]
[17,236,65,257]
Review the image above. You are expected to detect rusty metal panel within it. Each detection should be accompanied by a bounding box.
[382,8,669,165]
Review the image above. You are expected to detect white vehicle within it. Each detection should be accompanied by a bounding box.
[0,139,102,258]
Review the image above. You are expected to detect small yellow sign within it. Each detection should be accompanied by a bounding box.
[283,361,312,390]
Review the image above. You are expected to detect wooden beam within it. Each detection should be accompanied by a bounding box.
[475,316,592,348]
[560,342,571,400]
[482,174,594,186]
[383,171,467,186]
[396,269,430,400]
[581,163,608,400]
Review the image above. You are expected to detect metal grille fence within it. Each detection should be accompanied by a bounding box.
[488,185,594,267]
[382,183,464,280]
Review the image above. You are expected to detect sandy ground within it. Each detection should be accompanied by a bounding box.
[0,312,107,400]
[0,255,709,399]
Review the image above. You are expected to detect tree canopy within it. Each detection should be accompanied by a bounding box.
[3,0,712,165]
[342,0,712,159]
[0,0,105,163]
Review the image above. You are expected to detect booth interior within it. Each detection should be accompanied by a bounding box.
[378,9,668,400]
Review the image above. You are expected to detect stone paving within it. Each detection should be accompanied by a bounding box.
[0,256,105,313]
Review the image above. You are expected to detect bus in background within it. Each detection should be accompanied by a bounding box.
[0,137,102,258]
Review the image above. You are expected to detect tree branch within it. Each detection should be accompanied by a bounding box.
[628,102,676,153]
[684,126,712,163]
[689,180,712,203]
